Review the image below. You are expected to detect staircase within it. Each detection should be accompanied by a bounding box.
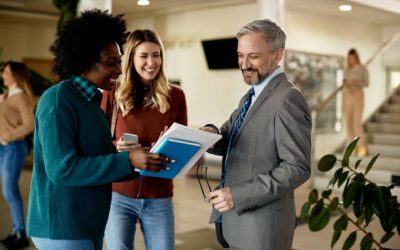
[314,86,400,199]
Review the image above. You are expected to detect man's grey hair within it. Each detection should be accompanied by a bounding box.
[237,19,286,52]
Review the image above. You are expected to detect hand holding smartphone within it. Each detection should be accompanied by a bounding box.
[123,133,138,144]
[117,133,139,152]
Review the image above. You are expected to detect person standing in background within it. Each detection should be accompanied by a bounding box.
[0,61,34,250]
[26,10,169,250]
[343,48,369,156]
[101,29,188,250]
[201,19,311,250]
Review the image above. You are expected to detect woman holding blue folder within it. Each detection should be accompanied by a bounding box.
[101,29,188,250]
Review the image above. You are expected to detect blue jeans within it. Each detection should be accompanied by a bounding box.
[105,192,174,250]
[0,140,28,231]
[31,237,102,250]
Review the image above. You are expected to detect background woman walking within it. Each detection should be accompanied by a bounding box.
[0,61,35,250]
[343,48,369,156]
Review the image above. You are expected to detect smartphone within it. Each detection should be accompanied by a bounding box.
[122,133,139,144]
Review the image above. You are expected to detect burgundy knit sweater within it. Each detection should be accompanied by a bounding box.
[101,85,188,198]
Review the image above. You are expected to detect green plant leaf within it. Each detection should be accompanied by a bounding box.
[398,213,400,235]
[356,210,365,225]
[318,154,337,172]
[342,137,359,167]
[343,181,361,208]
[365,153,379,175]
[364,207,374,226]
[354,159,362,169]
[353,186,365,218]
[329,168,343,186]
[333,215,348,232]
[308,189,318,204]
[371,186,392,219]
[300,201,311,220]
[380,231,394,244]
[371,186,393,233]
[342,231,357,250]
[338,171,349,188]
[309,206,330,232]
[353,173,365,183]
[322,189,332,199]
[331,227,342,248]
[329,197,339,210]
[360,233,373,250]
[310,199,324,219]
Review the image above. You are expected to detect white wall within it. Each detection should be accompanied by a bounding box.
[382,25,400,67]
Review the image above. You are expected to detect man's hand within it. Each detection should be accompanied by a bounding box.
[208,187,234,212]
[128,147,171,172]
[200,126,218,134]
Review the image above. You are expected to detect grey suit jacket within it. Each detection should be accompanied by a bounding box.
[209,73,311,250]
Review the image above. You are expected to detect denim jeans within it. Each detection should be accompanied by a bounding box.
[105,192,174,250]
[0,140,28,231]
[31,237,102,250]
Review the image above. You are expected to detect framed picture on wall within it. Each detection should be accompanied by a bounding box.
[284,50,344,132]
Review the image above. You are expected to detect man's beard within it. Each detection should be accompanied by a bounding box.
[241,58,274,85]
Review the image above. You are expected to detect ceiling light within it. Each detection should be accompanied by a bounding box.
[137,0,150,6]
[338,4,352,12]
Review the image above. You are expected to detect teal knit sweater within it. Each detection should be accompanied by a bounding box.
[27,79,137,240]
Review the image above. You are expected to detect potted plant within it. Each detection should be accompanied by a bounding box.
[300,137,400,250]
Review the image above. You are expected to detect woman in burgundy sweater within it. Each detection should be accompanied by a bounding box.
[101,29,187,250]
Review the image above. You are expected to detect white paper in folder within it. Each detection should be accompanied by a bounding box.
[150,123,222,177]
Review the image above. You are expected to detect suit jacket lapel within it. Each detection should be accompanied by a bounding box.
[233,73,286,144]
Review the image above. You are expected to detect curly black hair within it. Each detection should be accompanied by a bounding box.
[51,9,128,80]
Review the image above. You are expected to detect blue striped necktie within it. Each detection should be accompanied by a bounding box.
[221,87,255,187]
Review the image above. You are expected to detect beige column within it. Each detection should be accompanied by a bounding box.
[257,0,285,26]
[77,0,112,15]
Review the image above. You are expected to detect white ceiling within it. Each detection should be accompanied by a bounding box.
[0,0,399,25]
[286,0,400,25]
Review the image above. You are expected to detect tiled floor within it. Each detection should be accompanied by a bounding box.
[1,169,399,250]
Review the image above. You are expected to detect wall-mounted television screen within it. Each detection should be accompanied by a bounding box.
[201,38,238,70]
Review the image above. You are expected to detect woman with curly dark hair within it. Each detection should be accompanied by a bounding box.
[26,9,169,250]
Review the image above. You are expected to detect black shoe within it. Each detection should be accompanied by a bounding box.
[0,231,17,245]
[0,230,30,250]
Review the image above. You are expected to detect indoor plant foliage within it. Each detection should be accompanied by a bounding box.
[300,137,400,250]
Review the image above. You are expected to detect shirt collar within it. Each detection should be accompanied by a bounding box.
[7,87,23,97]
[253,66,283,98]
[70,75,102,102]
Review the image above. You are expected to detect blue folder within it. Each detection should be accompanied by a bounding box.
[141,138,201,179]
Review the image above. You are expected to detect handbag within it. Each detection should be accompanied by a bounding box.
[215,219,229,248]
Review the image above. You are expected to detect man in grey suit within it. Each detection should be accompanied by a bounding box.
[201,19,311,250]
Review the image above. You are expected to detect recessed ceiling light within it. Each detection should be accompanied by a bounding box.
[338,4,352,12]
[137,0,150,6]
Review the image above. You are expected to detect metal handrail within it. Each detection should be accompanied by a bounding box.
[311,86,343,113]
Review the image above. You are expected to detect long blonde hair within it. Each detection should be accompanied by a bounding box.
[116,29,170,116]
